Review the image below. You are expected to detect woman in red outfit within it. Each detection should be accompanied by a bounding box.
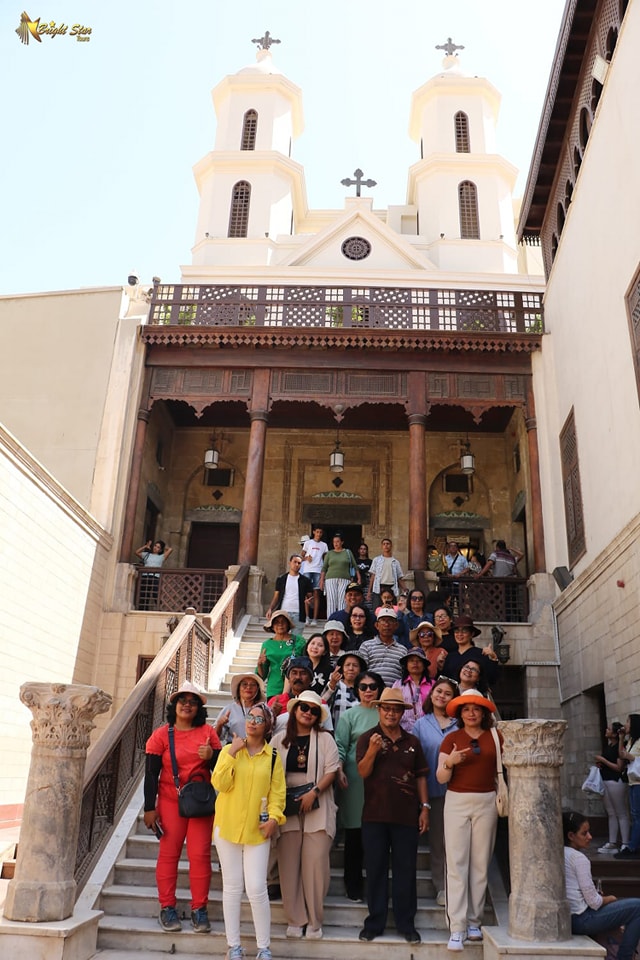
[144,681,221,934]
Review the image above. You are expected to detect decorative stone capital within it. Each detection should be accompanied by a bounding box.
[20,683,112,750]
[497,718,566,767]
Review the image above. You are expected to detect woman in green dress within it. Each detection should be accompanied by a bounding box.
[335,670,385,901]
[256,611,306,698]
[319,533,360,616]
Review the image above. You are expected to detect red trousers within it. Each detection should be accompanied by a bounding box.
[156,795,213,910]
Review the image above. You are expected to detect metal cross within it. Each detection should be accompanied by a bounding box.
[252,31,281,51]
[435,37,465,57]
[340,168,377,197]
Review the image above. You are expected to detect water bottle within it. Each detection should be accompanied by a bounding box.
[259,797,269,823]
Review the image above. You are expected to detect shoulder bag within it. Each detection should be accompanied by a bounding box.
[284,733,320,817]
[168,726,216,818]
[491,727,509,817]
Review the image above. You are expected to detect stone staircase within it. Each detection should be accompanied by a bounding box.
[91,617,488,959]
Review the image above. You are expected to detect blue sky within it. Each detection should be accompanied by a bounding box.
[0,0,565,295]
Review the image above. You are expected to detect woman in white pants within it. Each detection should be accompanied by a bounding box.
[437,688,501,952]
[213,703,286,960]
[595,721,630,853]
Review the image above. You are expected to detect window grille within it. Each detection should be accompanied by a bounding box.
[559,408,586,566]
[228,181,251,238]
[459,181,480,239]
[454,112,470,153]
[241,110,257,150]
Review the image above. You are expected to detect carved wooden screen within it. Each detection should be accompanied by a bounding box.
[241,110,258,150]
[455,111,470,153]
[459,181,480,239]
[559,407,586,567]
[228,181,251,238]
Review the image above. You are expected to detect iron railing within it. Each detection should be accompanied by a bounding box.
[438,576,529,623]
[75,565,249,890]
[134,567,226,612]
[148,283,544,335]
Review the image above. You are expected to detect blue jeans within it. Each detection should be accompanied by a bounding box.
[628,784,640,851]
[572,899,640,960]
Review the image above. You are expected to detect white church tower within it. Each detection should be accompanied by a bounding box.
[407,40,519,273]
[191,32,307,268]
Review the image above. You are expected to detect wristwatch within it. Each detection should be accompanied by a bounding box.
[421,802,431,809]
[313,786,321,796]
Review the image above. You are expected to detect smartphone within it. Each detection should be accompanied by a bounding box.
[152,821,164,839]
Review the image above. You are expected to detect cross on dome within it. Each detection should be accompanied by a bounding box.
[435,37,465,57]
[252,31,281,51]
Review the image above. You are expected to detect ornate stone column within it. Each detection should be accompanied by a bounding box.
[497,718,570,941]
[4,683,112,922]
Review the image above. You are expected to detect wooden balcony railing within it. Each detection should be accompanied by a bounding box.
[147,283,544,335]
[75,565,249,891]
[134,567,226,613]
[438,576,529,623]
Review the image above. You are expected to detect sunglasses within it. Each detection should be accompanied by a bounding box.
[298,703,321,717]
[177,696,200,707]
[358,682,379,691]
[246,715,266,725]
[435,676,459,688]
[469,738,481,755]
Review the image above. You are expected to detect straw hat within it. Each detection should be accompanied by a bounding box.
[263,609,296,632]
[371,687,412,710]
[409,620,442,646]
[445,687,496,717]
[170,680,207,705]
[230,673,266,701]
[286,689,329,723]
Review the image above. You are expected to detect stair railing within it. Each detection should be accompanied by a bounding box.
[74,563,249,891]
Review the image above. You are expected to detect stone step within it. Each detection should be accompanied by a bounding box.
[97,915,480,959]
[99,883,448,927]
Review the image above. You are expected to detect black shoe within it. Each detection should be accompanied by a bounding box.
[403,929,421,944]
[359,929,376,941]
[614,847,638,858]
[267,884,281,900]
[346,887,364,902]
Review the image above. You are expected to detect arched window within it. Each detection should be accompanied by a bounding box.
[240,110,258,150]
[573,145,582,180]
[454,112,470,153]
[228,181,251,237]
[557,202,565,237]
[579,107,592,152]
[458,181,479,239]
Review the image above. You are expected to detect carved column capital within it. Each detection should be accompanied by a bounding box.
[497,719,566,767]
[20,682,112,750]
[407,412,427,428]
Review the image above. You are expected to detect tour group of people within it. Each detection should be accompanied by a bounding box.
[142,532,640,958]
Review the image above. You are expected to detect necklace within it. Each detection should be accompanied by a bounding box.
[295,736,310,769]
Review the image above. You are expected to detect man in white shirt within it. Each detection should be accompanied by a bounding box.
[300,526,328,625]
[367,538,405,610]
[264,555,313,630]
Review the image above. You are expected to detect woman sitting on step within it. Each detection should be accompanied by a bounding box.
[563,810,640,960]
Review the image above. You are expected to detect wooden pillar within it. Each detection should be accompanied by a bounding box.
[407,372,428,571]
[525,380,546,573]
[119,370,152,562]
[238,368,270,565]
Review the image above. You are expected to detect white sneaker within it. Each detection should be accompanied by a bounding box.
[310,620,318,626]
[306,927,323,939]
[436,889,446,906]
[286,926,304,938]
[598,842,618,853]
[467,925,483,941]
[447,932,465,951]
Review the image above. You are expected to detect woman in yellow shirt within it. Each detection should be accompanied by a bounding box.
[213,702,286,960]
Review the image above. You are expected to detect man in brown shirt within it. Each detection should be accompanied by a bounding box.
[356,688,429,943]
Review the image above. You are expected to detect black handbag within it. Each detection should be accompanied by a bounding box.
[168,726,216,818]
[284,734,319,817]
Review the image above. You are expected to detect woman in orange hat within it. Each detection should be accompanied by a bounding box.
[436,688,502,951]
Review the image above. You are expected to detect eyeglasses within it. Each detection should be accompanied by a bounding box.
[461,665,480,675]
[246,715,266,725]
[410,596,423,602]
[351,613,366,618]
[380,705,404,713]
[298,703,321,717]
[177,696,200,707]
[418,629,435,636]
[358,682,378,691]
[469,738,481,755]
[435,676,459,688]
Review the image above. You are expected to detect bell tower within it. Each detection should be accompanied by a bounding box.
[407,40,518,273]
[190,33,307,268]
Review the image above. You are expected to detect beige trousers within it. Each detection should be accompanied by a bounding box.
[444,789,497,933]
[277,827,332,930]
